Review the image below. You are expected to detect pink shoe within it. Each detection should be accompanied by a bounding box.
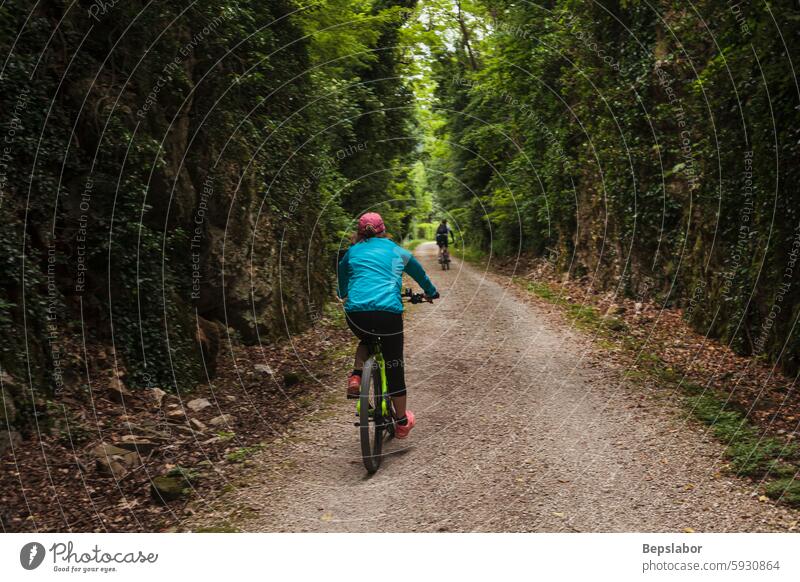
[394,410,415,439]
[347,372,361,399]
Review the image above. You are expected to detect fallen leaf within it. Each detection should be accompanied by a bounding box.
[683,527,695,533]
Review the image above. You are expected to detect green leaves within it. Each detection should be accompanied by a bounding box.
[411,0,800,374]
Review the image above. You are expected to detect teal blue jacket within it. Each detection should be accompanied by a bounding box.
[337,238,437,313]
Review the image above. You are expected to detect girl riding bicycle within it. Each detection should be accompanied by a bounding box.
[337,212,438,439]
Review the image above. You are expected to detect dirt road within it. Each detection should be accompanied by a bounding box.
[190,243,797,532]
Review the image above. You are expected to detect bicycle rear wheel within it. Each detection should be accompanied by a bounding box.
[359,357,384,473]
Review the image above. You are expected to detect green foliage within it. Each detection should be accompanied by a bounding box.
[525,281,559,303]
[215,430,236,442]
[413,0,800,375]
[452,245,486,265]
[685,393,797,479]
[764,478,800,507]
[166,466,202,484]
[297,0,405,74]
[412,222,437,240]
[0,0,424,428]
[225,444,264,463]
[403,239,425,252]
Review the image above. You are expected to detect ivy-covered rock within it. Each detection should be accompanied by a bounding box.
[423,0,800,376]
[0,0,420,434]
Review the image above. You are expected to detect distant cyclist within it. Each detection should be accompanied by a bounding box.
[337,212,439,439]
[435,219,455,260]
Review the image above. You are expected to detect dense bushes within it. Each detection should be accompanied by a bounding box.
[0,0,419,431]
[421,0,800,374]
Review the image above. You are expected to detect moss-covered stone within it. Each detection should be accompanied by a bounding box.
[150,476,188,503]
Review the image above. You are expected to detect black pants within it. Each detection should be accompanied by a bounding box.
[345,310,405,396]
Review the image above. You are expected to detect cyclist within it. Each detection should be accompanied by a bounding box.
[435,219,455,260]
[337,212,439,439]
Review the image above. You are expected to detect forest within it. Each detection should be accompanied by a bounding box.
[1,0,799,532]
[1,0,421,404]
[419,0,800,373]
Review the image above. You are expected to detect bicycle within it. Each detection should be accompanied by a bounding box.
[439,246,451,270]
[355,288,434,474]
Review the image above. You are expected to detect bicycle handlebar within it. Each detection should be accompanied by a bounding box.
[403,288,436,304]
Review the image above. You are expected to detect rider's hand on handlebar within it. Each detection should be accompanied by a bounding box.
[424,291,440,303]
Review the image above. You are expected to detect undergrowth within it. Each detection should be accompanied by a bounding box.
[403,239,427,252]
[452,246,488,265]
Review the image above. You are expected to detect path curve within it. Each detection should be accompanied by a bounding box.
[190,243,797,532]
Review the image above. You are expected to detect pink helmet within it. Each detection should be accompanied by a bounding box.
[357,212,386,237]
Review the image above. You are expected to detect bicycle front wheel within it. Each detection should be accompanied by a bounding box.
[359,357,384,473]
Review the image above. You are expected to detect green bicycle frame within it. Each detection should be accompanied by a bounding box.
[356,351,390,416]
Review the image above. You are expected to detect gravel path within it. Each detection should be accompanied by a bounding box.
[189,243,798,532]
